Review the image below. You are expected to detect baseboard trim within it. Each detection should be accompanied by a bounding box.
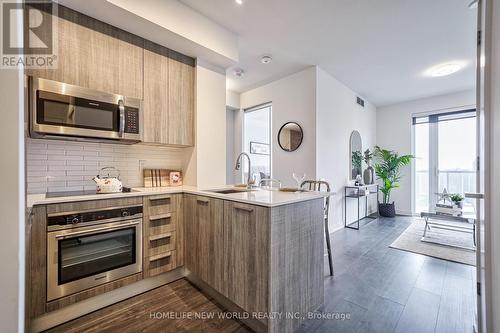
[31,268,185,333]
[396,210,413,216]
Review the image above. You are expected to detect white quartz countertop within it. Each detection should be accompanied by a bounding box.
[27,185,333,208]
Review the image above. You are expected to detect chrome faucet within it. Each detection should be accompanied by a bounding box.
[235,152,255,188]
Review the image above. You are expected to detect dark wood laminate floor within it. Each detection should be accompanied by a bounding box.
[45,278,251,333]
[46,216,475,333]
[296,216,476,333]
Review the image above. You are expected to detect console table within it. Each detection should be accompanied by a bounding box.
[344,184,379,230]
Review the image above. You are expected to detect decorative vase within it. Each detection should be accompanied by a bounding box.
[363,161,374,185]
[379,202,396,217]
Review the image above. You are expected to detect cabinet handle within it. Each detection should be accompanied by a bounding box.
[197,198,210,204]
[149,213,171,221]
[149,232,172,242]
[149,195,171,201]
[234,205,254,213]
[149,251,172,262]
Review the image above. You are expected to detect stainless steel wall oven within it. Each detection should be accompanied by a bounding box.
[46,205,143,301]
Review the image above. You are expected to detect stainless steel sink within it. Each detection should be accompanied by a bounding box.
[205,188,255,194]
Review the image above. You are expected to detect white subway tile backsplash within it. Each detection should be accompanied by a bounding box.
[26,139,184,194]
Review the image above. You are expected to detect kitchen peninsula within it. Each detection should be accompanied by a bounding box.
[27,186,327,333]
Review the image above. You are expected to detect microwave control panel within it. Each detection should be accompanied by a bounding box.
[125,107,139,134]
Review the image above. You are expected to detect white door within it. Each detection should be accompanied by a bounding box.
[470,0,488,331]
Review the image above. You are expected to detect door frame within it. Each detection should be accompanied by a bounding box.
[410,105,476,215]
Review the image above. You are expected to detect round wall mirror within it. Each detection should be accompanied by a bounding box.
[350,130,362,180]
[278,122,303,152]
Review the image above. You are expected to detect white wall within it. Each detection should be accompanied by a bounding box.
[316,67,377,231]
[226,90,240,184]
[0,2,24,331]
[226,90,240,109]
[240,67,317,186]
[376,89,476,215]
[184,65,226,187]
[226,108,235,184]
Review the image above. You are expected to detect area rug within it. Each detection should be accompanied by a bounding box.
[390,219,476,266]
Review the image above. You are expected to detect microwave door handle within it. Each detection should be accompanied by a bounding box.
[118,99,125,137]
[54,220,139,239]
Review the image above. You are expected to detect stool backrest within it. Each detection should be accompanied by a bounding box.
[301,180,330,218]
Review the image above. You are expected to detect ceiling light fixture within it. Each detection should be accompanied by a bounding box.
[235,0,243,5]
[260,54,273,64]
[425,62,465,77]
[233,68,245,78]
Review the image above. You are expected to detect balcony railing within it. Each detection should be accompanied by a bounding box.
[415,170,476,212]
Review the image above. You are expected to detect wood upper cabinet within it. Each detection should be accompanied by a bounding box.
[26,4,194,147]
[168,53,195,146]
[143,45,195,146]
[184,195,224,292]
[25,5,143,99]
[143,43,169,143]
[223,201,270,316]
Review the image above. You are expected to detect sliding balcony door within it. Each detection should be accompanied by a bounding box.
[242,103,272,183]
[413,109,477,213]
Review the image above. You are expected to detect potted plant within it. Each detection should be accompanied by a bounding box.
[373,146,414,217]
[450,193,465,208]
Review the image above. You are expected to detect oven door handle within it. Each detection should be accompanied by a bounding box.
[55,220,139,239]
[118,99,125,137]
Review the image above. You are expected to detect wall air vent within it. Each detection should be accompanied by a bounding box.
[356,96,365,107]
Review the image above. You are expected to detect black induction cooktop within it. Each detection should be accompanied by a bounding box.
[45,190,99,198]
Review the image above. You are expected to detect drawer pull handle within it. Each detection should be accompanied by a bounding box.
[197,198,210,204]
[149,195,171,201]
[149,252,172,262]
[149,213,172,221]
[234,205,254,213]
[149,233,172,241]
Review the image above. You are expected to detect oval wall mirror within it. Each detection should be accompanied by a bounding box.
[278,122,303,152]
[350,130,362,180]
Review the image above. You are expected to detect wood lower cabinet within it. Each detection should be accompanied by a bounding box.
[184,194,224,292]
[143,194,184,277]
[184,196,324,333]
[223,201,270,317]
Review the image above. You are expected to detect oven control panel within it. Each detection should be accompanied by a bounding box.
[48,205,143,227]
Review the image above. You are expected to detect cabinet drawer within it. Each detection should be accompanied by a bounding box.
[146,251,177,277]
[147,194,175,215]
[148,231,176,256]
[147,211,177,234]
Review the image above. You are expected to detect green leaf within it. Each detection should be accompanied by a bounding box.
[373,146,414,203]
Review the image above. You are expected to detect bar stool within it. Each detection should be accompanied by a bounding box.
[301,180,334,276]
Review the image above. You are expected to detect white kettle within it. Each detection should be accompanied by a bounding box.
[93,167,123,193]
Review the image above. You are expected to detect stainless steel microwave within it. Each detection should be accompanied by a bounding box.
[29,77,143,143]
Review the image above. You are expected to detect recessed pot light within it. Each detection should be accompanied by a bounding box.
[425,62,465,77]
[260,54,272,64]
[235,0,243,5]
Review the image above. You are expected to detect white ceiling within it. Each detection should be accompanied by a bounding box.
[180,0,477,106]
